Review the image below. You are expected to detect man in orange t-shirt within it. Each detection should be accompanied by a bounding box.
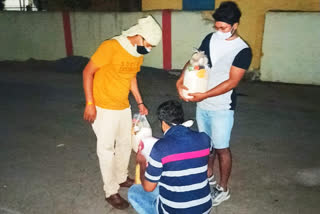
[82,16,162,210]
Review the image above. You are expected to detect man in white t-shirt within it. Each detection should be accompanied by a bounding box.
[176,1,252,206]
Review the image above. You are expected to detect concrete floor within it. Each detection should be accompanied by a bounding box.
[0,60,320,214]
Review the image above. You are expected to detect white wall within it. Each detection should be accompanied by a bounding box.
[0,11,213,70]
[71,12,145,60]
[171,12,213,69]
[261,12,320,85]
[70,11,212,69]
[0,12,66,60]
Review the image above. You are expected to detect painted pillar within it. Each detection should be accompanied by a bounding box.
[62,11,73,56]
[162,10,172,71]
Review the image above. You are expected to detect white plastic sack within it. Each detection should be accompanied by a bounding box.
[134,120,194,184]
[183,50,209,99]
[139,136,158,160]
[134,134,158,185]
[131,113,152,152]
[137,120,193,160]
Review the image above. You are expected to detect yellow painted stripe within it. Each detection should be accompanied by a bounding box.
[142,0,182,11]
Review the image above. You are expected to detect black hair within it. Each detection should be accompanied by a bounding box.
[157,100,184,126]
[212,1,242,25]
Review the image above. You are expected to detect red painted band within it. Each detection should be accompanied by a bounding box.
[62,11,73,56]
[162,10,172,71]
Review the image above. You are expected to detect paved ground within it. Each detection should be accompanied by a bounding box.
[0,60,320,214]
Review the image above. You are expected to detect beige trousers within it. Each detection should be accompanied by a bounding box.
[92,106,132,198]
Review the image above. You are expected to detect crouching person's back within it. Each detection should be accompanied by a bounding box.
[129,100,212,214]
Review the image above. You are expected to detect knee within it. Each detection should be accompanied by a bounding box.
[128,184,142,202]
[215,148,231,156]
[128,186,134,202]
[96,143,114,156]
[128,185,136,203]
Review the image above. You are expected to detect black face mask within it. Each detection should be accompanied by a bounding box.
[136,45,150,55]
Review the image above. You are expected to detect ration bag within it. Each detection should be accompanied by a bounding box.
[134,120,194,184]
[135,136,159,184]
[182,50,209,99]
[131,113,152,153]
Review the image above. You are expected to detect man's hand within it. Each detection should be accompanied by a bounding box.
[176,61,190,102]
[136,151,147,166]
[83,104,96,123]
[82,60,98,123]
[187,92,207,102]
[137,151,157,192]
[176,81,189,102]
[138,104,148,115]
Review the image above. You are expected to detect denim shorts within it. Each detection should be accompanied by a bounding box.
[196,107,234,149]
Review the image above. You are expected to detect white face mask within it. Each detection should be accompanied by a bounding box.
[215,29,233,40]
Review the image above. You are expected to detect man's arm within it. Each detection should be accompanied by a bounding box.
[130,77,148,115]
[177,33,212,102]
[188,65,246,102]
[83,60,99,123]
[137,152,157,192]
[176,61,190,101]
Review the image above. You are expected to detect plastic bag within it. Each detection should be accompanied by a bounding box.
[134,119,195,184]
[132,114,155,184]
[135,136,158,184]
[139,136,158,159]
[131,113,152,152]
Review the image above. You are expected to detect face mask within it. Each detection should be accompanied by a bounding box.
[136,45,151,55]
[215,29,233,40]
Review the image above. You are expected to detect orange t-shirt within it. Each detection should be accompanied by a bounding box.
[91,40,143,110]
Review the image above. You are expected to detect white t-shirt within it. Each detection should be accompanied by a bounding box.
[198,33,252,111]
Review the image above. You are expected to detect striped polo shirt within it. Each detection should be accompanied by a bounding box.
[145,125,212,214]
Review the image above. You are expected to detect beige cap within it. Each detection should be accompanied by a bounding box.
[122,15,162,46]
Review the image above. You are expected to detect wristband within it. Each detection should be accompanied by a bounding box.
[137,102,144,106]
[87,101,94,105]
